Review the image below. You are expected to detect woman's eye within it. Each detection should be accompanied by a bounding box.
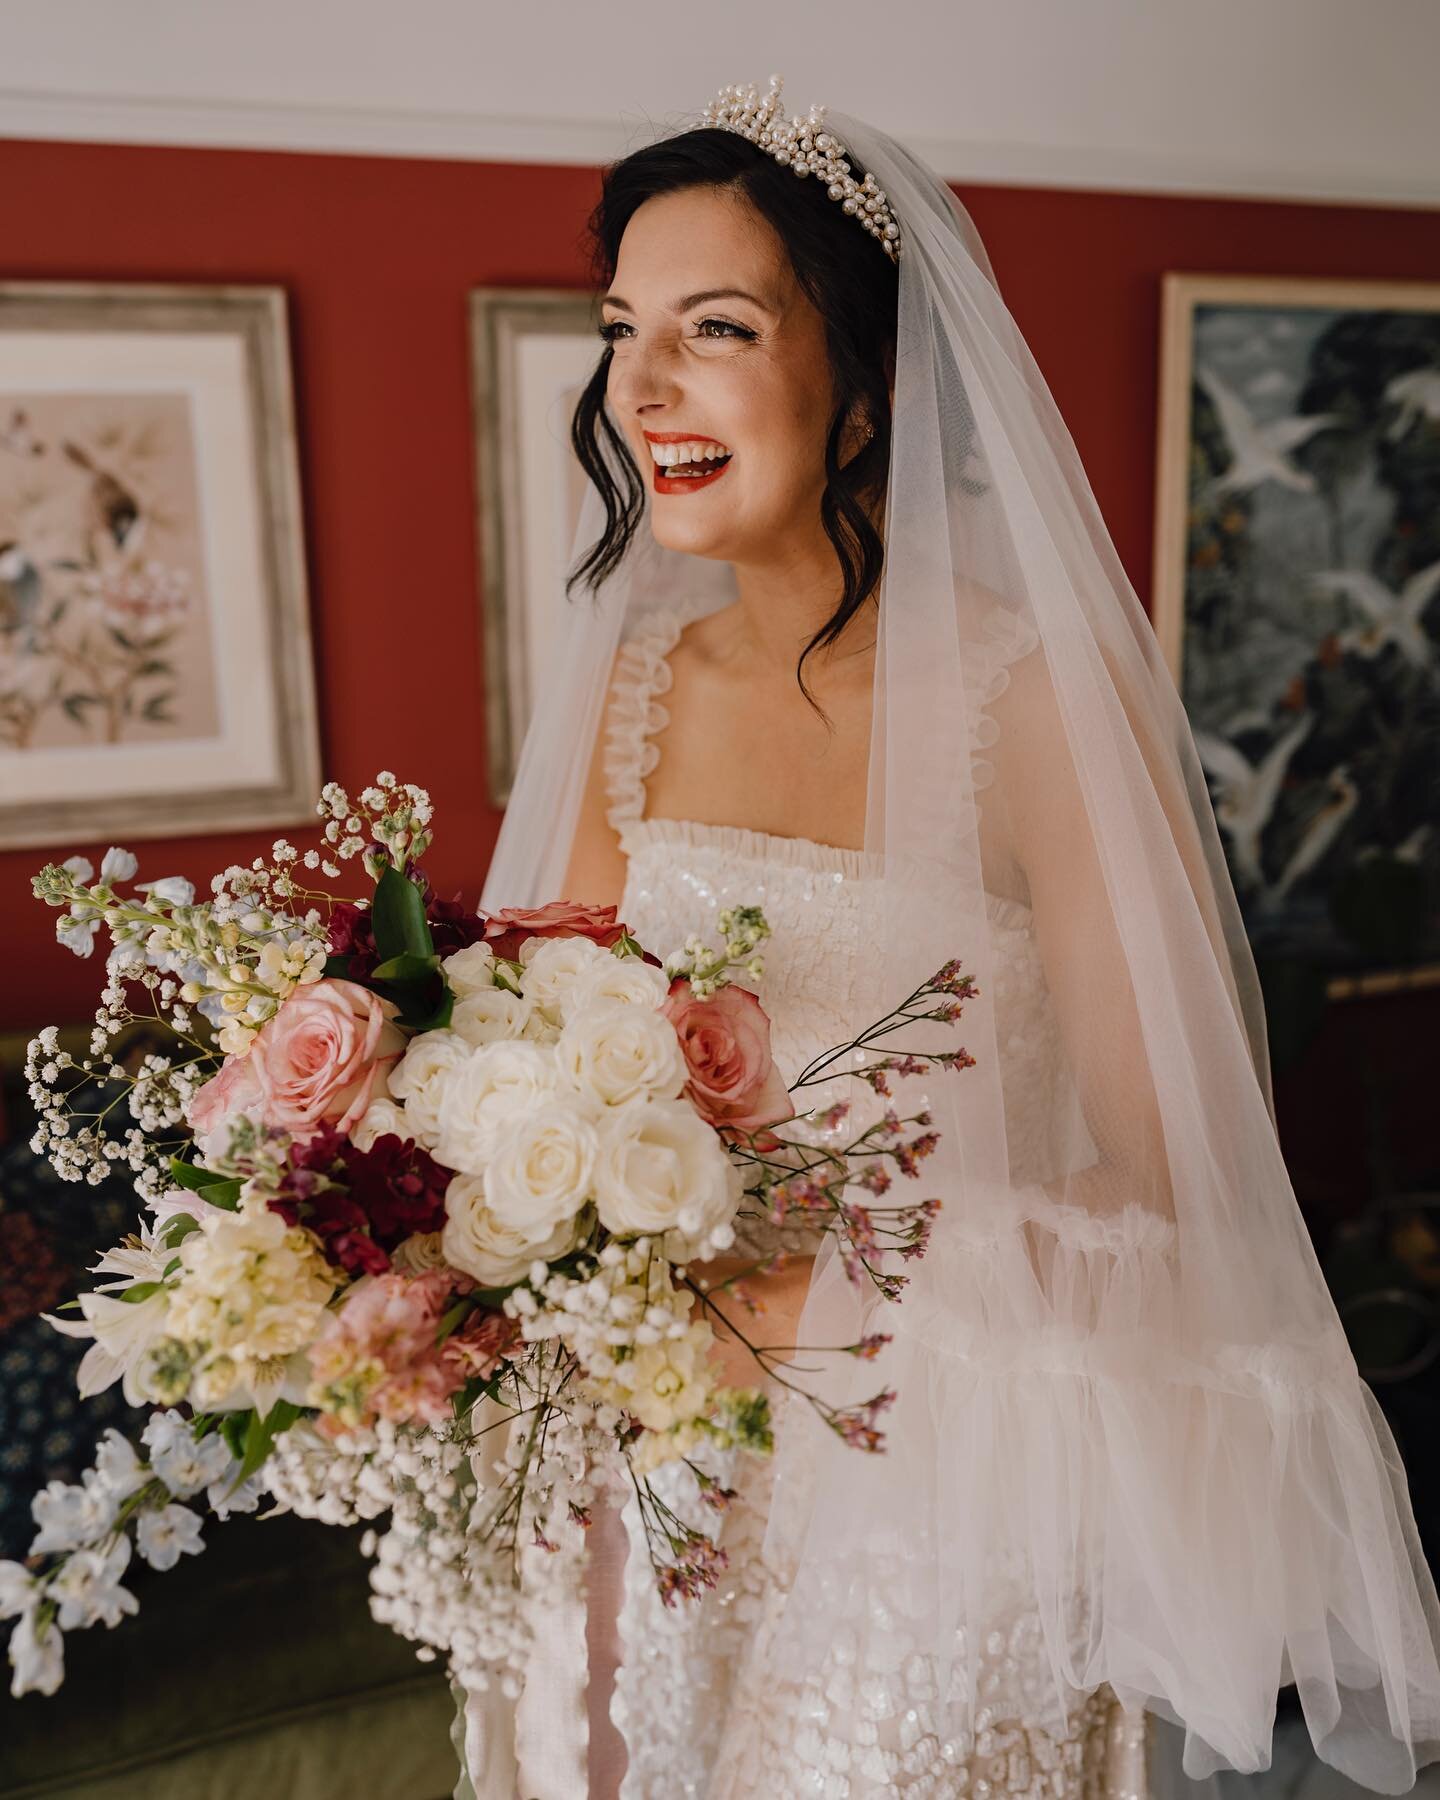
[597,318,754,343]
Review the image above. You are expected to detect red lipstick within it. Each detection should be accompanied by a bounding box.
[642,431,733,497]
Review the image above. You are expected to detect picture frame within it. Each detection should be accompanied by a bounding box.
[468,286,604,808]
[0,280,320,850]
[1152,272,1440,1000]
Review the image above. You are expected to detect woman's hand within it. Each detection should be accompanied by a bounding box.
[685,1250,816,1391]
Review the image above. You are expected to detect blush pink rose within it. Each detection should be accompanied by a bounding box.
[207,977,406,1145]
[661,978,795,1136]
[482,900,629,962]
[188,1049,264,1141]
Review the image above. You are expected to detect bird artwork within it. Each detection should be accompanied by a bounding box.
[1194,364,1342,506]
[1383,363,1440,442]
[1193,713,1315,894]
[0,540,43,635]
[60,439,145,556]
[1258,763,1361,913]
[1308,560,1440,672]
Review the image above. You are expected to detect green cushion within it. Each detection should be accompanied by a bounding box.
[0,1511,459,1799]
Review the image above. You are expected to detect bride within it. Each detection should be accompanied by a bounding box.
[472,76,1440,1800]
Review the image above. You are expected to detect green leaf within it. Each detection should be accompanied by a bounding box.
[323,953,352,979]
[159,1212,200,1248]
[371,864,433,962]
[236,1397,303,1484]
[435,1297,474,1344]
[371,951,440,983]
[167,1155,242,1209]
[119,1280,163,1305]
[161,1255,181,1279]
[218,1412,250,1461]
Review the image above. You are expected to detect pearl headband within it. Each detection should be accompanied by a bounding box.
[699,74,902,265]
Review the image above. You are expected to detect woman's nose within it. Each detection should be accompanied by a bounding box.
[606,335,685,413]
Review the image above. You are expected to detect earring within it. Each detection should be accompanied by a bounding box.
[863,420,876,441]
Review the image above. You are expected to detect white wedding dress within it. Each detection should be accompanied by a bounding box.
[587,599,1153,1799]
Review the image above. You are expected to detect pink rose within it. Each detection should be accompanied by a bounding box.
[482,900,629,962]
[188,1050,264,1141]
[233,977,405,1144]
[661,978,795,1136]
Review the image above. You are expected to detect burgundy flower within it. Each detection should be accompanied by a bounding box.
[326,903,379,979]
[269,1126,452,1276]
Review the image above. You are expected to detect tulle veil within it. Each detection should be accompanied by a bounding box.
[475,88,1440,1795]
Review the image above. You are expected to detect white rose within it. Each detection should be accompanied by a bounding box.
[388,1028,472,1149]
[352,1096,413,1152]
[483,1101,598,1239]
[519,935,610,1024]
[434,1040,559,1176]
[556,1000,685,1109]
[442,1173,578,1286]
[451,986,535,1048]
[572,956,671,1013]
[593,1097,742,1243]
[442,942,499,998]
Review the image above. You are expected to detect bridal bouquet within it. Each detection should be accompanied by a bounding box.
[6,772,975,1701]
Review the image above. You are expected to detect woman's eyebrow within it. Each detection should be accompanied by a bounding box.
[600,287,775,316]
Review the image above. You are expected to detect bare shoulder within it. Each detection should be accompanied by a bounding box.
[559,635,632,909]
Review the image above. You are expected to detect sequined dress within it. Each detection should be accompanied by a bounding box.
[600,600,1152,1799]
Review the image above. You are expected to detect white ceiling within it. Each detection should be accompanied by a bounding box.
[2,0,1437,208]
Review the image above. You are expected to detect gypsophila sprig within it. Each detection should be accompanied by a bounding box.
[316,771,433,877]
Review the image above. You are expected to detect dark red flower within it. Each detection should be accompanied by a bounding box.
[268,1126,452,1276]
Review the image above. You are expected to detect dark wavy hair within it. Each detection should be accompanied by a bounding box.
[566,127,899,717]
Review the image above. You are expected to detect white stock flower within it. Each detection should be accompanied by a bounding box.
[92,1429,149,1501]
[99,846,139,885]
[555,1001,685,1109]
[434,1040,559,1176]
[442,1173,579,1287]
[0,1562,38,1621]
[140,1412,232,1498]
[572,956,670,1013]
[49,1537,138,1631]
[135,1503,205,1572]
[518,935,609,1024]
[30,1478,118,1556]
[8,1608,64,1697]
[388,1028,471,1147]
[352,1096,413,1152]
[482,1102,598,1240]
[441,942,499,997]
[593,1098,741,1243]
[450,986,535,1048]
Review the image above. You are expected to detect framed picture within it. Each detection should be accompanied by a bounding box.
[0,281,320,849]
[469,286,604,808]
[1152,273,1440,999]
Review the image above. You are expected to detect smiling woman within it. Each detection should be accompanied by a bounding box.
[475,72,1440,1800]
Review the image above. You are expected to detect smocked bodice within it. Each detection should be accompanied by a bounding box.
[604,601,1078,1254]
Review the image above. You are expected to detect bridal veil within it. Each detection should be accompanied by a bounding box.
[479,84,1440,1791]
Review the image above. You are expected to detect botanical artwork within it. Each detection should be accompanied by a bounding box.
[0,393,220,751]
[1155,276,1440,989]
[0,283,319,850]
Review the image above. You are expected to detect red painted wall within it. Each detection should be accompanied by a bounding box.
[3,135,1440,1045]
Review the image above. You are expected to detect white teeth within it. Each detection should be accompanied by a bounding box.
[651,440,731,467]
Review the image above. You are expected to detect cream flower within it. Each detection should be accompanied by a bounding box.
[555,1000,685,1109]
[433,1040,559,1176]
[482,1101,598,1240]
[609,1320,714,1432]
[165,1200,336,1393]
[387,1028,472,1148]
[442,1173,579,1286]
[593,1096,741,1243]
[518,934,610,1025]
[352,1096,413,1152]
[441,941,499,998]
[451,986,535,1049]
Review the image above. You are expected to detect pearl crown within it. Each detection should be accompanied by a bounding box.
[699,74,902,265]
